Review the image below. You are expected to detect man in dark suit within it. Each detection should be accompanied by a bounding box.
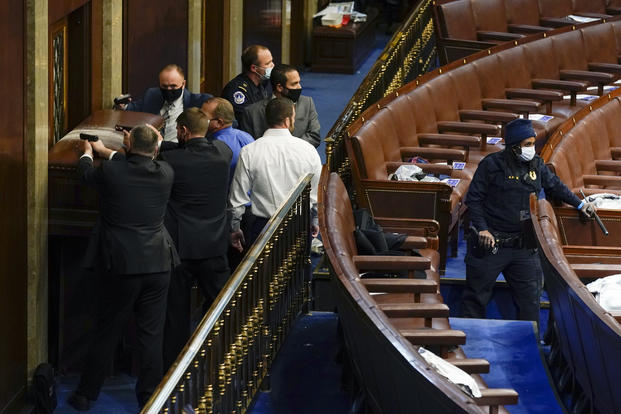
[123,64,212,142]
[239,64,321,147]
[68,125,175,410]
[159,108,233,370]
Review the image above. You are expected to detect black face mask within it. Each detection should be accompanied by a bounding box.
[160,87,183,103]
[284,87,302,103]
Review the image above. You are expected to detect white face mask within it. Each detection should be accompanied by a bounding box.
[519,146,536,162]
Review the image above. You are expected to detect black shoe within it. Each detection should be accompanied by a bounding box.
[67,392,91,411]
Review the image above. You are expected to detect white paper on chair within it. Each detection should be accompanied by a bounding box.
[587,274,621,312]
[314,2,355,17]
[528,114,554,122]
[418,348,482,398]
[585,193,621,210]
[567,15,600,24]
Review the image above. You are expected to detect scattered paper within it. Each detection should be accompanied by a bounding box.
[314,2,354,18]
[452,162,466,170]
[528,114,554,122]
[487,137,502,145]
[567,15,600,24]
[443,178,461,187]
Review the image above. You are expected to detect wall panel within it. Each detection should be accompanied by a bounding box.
[123,0,188,97]
[0,0,27,411]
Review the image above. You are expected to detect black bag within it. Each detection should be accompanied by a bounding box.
[31,363,57,414]
[353,209,425,279]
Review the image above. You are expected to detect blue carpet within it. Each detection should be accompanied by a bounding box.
[55,373,138,413]
[450,318,565,414]
[302,32,391,163]
[248,312,350,414]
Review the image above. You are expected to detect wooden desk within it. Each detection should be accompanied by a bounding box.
[312,9,378,74]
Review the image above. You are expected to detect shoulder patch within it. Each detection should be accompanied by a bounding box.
[233,91,246,105]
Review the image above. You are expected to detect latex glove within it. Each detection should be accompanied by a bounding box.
[580,202,596,218]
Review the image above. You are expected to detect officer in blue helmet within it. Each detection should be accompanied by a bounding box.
[462,118,595,322]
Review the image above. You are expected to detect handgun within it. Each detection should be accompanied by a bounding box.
[113,94,132,105]
[79,133,99,142]
[115,124,132,133]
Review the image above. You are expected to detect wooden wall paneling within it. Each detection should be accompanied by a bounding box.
[203,0,225,94]
[243,0,283,64]
[123,0,189,97]
[49,0,90,25]
[289,0,305,67]
[90,0,103,111]
[0,0,27,411]
[67,3,92,131]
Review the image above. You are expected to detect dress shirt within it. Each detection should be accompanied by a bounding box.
[210,126,254,181]
[228,128,322,231]
[160,93,184,142]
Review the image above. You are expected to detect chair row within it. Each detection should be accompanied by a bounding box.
[434,0,621,63]
[346,21,621,270]
[319,169,518,413]
[542,90,621,200]
[530,196,621,414]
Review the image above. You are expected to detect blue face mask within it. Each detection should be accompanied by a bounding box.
[257,65,272,80]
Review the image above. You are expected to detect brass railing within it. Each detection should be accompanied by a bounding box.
[325,0,437,183]
[142,175,313,414]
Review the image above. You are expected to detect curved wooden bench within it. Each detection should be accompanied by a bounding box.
[319,169,519,413]
[434,0,617,63]
[347,21,621,270]
[530,195,621,414]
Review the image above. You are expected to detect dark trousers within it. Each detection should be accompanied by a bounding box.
[227,206,256,272]
[163,255,230,370]
[77,270,170,407]
[461,245,543,322]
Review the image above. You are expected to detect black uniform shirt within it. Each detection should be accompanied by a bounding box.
[466,150,582,233]
[221,73,271,122]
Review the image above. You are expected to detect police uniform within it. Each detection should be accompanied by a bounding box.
[462,119,583,322]
[221,73,271,122]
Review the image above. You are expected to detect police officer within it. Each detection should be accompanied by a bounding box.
[221,45,274,122]
[461,118,595,322]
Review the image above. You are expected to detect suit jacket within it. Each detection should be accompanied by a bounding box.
[126,88,212,114]
[79,153,176,275]
[239,95,321,147]
[159,138,233,259]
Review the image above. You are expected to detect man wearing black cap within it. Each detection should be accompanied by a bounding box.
[462,118,595,322]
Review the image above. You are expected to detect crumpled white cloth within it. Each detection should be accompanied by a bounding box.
[586,274,621,312]
[418,347,482,398]
[390,164,441,182]
[585,193,621,210]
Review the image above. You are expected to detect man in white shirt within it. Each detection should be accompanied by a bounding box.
[228,97,322,252]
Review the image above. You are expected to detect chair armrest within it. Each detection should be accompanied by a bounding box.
[571,263,621,278]
[444,358,490,374]
[583,174,621,186]
[563,245,621,257]
[473,388,519,407]
[437,121,498,136]
[507,23,552,34]
[588,62,621,75]
[401,146,466,162]
[439,38,497,50]
[477,30,522,42]
[385,161,454,176]
[559,69,615,84]
[401,329,467,346]
[353,255,430,271]
[611,147,621,159]
[606,7,621,15]
[539,17,573,27]
[417,134,481,147]
[378,303,449,318]
[573,12,610,19]
[482,98,542,113]
[400,235,430,250]
[458,109,518,124]
[531,78,588,92]
[360,278,438,293]
[595,159,621,172]
[506,88,564,102]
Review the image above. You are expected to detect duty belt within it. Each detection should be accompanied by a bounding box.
[493,232,523,249]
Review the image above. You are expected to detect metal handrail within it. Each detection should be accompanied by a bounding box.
[143,174,313,413]
[325,0,437,181]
